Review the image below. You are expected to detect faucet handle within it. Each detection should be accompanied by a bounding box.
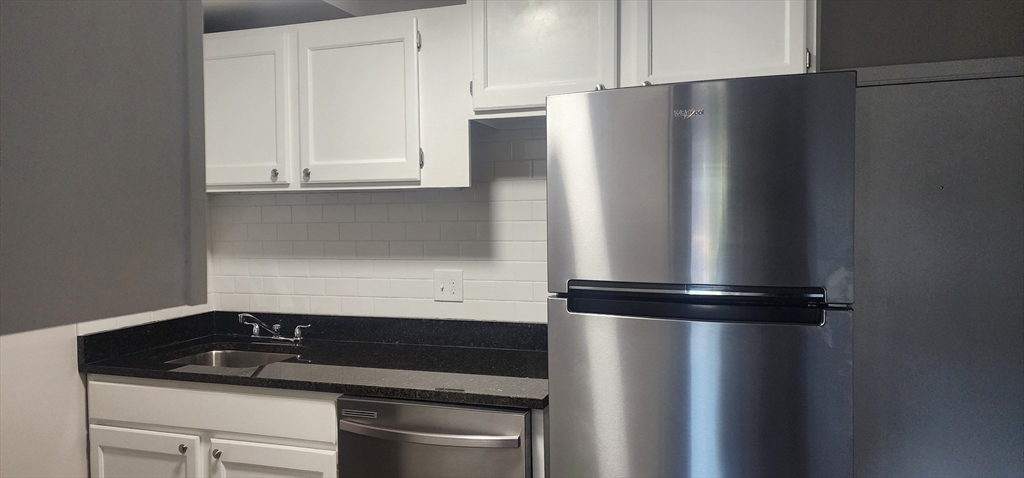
[294,324,311,340]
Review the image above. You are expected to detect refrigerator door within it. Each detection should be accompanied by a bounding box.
[547,297,852,478]
[547,72,856,303]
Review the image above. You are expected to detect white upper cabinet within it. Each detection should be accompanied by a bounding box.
[204,31,296,187]
[621,0,809,86]
[204,6,471,192]
[470,0,618,111]
[298,16,421,184]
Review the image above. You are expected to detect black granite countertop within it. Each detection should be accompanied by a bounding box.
[78,312,548,409]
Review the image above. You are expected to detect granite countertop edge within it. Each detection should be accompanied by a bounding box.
[78,313,549,410]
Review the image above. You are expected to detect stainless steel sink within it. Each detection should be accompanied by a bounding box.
[166,350,297,368]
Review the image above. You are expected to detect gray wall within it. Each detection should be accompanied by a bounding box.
[0,1,207,335]
[853,66,1024,476]
[820,0,1024,70]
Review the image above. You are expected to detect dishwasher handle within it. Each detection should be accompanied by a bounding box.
[339,418,520,449]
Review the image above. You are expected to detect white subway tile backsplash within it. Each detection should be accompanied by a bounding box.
[247,224,278,241]
[308,260,342,278]
[390,242,424,258]
[294,278,326,295]
[310,296,342,315]
[292,205,323,223]
[276,194,307,205]
[279,295,310,314]
[308,224,340,241]
[338,223,372,241]
[325,278,358,296]
[202,129,550,323]
[513,222,546,241]
[342,297,375,315]
[293,241,325,257]
[208,276,234,293]
[278,260,309,277]
[305,192,340,205]
[324,205,356,223]
[263,241,292,256]
[212,224,247,241]
[358,279,390,297]
[264,277,294,295]
[355,204,389,222]
[234,277,263,294]
[324,241,357,257]
[405,223,441,241]
[356,241,390,259]
[261,206,292,223]
[250,295,279,313]
[277,224,308,241]
[441,222,477,241]
[388,204,423,222]
[247,194,277,206]
[424,203,460,221]
[371,223,405,241]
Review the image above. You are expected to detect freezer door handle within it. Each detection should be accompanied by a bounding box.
[338,418,520,449]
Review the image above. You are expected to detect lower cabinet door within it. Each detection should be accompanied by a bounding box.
[210,438,337,478]
[90,424,201,478]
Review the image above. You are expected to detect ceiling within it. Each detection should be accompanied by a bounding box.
[203,0,465,33]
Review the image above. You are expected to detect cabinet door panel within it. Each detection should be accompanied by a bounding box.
[471,0,617,110]
[299,17,420,184]
[630,0,807,85]
[90,425,200,478]
[211,438,337,478]
[204,32,295,186]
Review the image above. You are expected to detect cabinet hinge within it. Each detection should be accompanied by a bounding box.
[416,31,421,51]
[469,81,473,96]
[805,49,811,71]
[419,148,424,168]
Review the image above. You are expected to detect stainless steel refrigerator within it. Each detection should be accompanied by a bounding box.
[546,72,856,478]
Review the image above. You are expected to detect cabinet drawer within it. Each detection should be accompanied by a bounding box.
[88,378,338,444]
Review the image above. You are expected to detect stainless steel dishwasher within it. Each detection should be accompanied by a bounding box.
[337,396,531,478]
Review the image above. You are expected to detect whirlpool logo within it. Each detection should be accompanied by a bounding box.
[673,108,704,120]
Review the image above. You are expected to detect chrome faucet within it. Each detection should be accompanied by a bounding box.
[238,313,310,344]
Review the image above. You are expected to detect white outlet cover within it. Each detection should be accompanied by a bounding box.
[433,269,463,302]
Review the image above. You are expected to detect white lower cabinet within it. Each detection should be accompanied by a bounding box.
[211,438,336,478]
[87,376,339,478]
[90,425,201,478]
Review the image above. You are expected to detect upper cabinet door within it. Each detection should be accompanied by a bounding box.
[204,31,296,186]
[471,0,618,111]
[298,16,421,184]
[624,0,808,86]
[90,425,201,478]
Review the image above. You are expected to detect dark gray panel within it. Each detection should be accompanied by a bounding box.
[820,0,1024,70]
[547,73,855,302]
[0,1,206,334]
[854,76,1024,476]
[548,298,852,478]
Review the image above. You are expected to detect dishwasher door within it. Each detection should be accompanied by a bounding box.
[337,396,530,478]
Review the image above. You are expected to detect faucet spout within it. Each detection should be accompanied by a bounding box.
[238,313,281,338]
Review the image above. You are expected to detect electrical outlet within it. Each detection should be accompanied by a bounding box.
[433,269,463,302]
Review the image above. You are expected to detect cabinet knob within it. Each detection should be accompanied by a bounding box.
[271,168,279,180]
[178,444,187,454]
[595,84,606,90]
[303,168,311,181]
[212,449,222,459]
[641,81,653,86]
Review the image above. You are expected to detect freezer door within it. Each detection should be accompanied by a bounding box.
[547,297,852,478]
[546,72,855,303]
